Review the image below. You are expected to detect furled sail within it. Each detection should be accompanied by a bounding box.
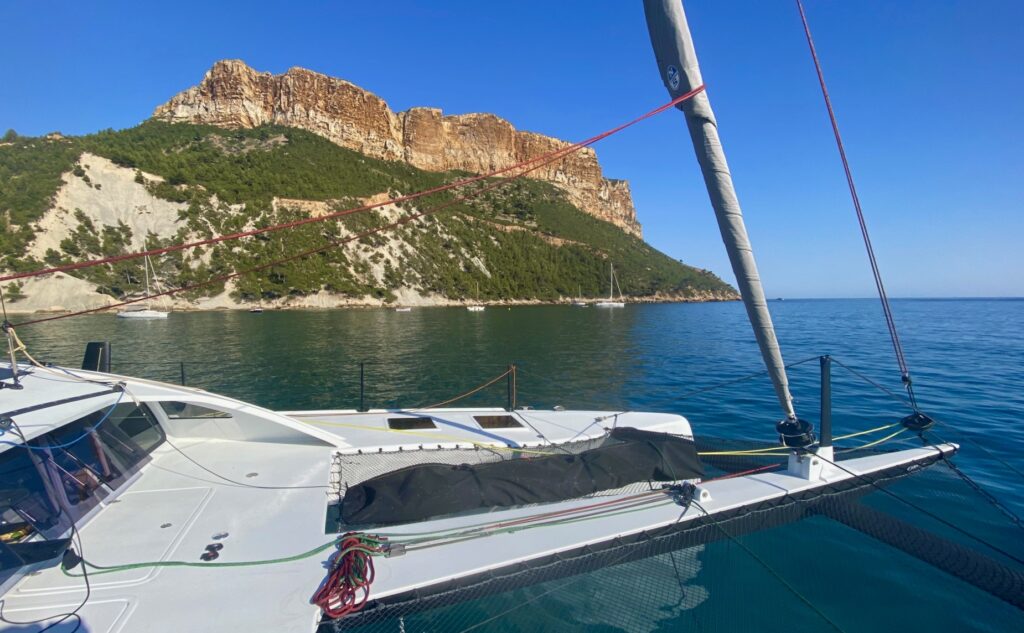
[643,0,796,419]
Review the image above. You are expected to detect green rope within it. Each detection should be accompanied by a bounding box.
[62,539,384,577]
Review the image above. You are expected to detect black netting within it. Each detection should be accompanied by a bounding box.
[315,448,1024,632]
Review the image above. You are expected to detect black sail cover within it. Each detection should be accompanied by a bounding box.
[341,427,703,526]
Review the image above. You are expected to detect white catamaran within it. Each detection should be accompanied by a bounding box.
[0,3,972,632]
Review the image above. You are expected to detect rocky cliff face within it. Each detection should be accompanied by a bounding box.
[153,60,641,237]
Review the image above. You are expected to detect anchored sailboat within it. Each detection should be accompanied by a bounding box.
[466,281,485,312]
[116,255,169,319]
[595,263,625,308]
[572,284,588,307]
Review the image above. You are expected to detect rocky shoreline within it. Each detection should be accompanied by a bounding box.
[3,274,737,315]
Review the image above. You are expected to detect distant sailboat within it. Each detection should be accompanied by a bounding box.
[572,284,588,307]
[117,255,169,319]
[467,281,485,312]
[595,263,625,308]
[249,283,265,313]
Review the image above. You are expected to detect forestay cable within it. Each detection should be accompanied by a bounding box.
[795,0,917,409]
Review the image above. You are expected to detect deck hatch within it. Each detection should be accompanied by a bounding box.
[473,415,523,429]
[387,417,436,430]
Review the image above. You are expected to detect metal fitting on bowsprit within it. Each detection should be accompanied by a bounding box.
[900,411,935,432]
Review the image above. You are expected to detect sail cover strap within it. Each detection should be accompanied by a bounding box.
[340,427,703,526]
[643,0,796,419]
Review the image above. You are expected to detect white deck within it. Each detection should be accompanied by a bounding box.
[0,363,955,632]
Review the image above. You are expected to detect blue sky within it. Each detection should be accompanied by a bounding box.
[2,1,1021,297]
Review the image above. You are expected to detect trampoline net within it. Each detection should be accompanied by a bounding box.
[319,437,1024,633]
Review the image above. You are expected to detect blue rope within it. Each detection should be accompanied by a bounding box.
[0,389,125,450]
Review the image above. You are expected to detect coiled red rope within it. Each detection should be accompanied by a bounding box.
[311,534,384,619]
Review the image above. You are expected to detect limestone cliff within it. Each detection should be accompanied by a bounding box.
[153,60,641,237]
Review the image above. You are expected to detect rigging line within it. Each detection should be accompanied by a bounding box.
[935,452,1024,533]
[12,86,700,328]
[410,367,513,410]
[0,86,707,286]
[0,388,126,450]
[63,539,364,576]
[830,357,912,409]
[453,503,695,633]
[673,355,820,401]
[923,428,1024,528]
[0,483,92,633]
[159,434,330,490]
[814,451,1024,566]
[690,500,847,633]
[795,0,916,409]
[830,358,1024,480]
[929,421,1024,481]
[111,385,329,490]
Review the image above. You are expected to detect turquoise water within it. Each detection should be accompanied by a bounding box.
[14,299,1024,631]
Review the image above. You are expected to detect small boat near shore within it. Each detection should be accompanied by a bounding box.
[116,255,169,319]
[596,263,625,308]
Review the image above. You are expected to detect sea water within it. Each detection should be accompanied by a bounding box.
[16,299,1024,632]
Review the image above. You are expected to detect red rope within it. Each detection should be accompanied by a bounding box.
[1,86,705,285]
[311,534,382,619]
[11,86,705,327]
[703,462,783,482]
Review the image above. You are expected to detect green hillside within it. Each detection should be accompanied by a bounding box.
[0,122,736,304]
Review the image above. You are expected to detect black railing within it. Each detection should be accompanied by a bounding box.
[108,359,520,413]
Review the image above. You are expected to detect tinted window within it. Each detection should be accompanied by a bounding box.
[0,449,64,539]
[158,402,232,419]
[0,403,166,548]
[102,404,165,459]
[39,403,164,508]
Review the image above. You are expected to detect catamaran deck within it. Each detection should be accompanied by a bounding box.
[0,364,696,632]
[0,364,957,632]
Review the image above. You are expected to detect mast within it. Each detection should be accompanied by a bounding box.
[144,255,152,308]
[609,264,614,301]
[643,0,798,421]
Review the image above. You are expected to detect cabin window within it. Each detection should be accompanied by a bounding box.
[38,403,165,502]
[99,403,165,462]
[0,402,166,557]
[0,449,63,540]
[474,415,523,429]
[1,449,64,585]
[387,417,436,430]
[158,401,233,420]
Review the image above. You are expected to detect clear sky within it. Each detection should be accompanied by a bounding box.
[1,1,1021,298]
